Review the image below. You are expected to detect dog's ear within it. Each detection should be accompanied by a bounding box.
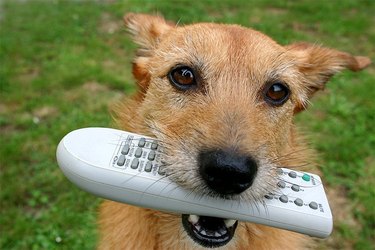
[286,42,371,113]
[124,13,173,53]
[124,13,174,93]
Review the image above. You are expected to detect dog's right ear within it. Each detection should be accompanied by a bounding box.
[124,13,174,93]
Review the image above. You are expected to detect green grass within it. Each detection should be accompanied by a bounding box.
[1,0,374,249]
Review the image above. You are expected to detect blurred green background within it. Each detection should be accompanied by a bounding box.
[0,0,374,249]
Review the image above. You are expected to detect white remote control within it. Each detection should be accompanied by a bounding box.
[56,127,333,238]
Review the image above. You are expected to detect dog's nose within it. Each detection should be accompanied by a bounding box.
[198,149,258,195]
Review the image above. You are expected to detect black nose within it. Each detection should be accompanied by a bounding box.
[198,149,258,195]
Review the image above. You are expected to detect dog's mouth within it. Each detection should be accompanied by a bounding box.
[182,214,238,248]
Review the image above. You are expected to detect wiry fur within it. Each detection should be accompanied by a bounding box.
[98,13,371,249]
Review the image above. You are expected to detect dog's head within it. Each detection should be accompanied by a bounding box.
[116,13,370,248]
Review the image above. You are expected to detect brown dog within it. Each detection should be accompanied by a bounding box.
[98,13,371,249]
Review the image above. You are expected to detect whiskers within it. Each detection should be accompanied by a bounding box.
[269,147,316,170]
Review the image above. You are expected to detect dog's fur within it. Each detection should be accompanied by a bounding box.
[98,13,371,249]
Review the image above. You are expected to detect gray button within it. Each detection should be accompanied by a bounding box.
[148,151,156,161]
[276,168,284,175]
[279,195,288,203]
[151,141,158,150]
[131,158,139,169]
[277,181,286,188]
[288,171,297,178]
[121,144,130,155]
[309,201,318,210]
[134,148,143,158]
[144,162,153,172]
[265,194,273,200]
[291,184,300,192]
[294,198,303,206]
[138,138,146,147]
[158,166,166,176]
[117,155,126,166]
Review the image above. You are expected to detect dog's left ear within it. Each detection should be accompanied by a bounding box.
[124,13,173,53]
[286,42,371,112]
[124,13,174,93]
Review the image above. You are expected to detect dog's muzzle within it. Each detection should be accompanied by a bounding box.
[181,149,256,247]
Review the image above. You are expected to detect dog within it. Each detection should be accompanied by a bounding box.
[98,13,371,249]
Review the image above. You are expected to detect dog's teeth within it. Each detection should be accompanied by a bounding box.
[206,231,215,236]
[224,219,237,228]
[195,225,201,232]
[200,230,207,236]
[219,228,227,235]
[188,215,199,224]
[215,232,221,237]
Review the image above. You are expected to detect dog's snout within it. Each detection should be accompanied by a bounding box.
[198,149,258,195]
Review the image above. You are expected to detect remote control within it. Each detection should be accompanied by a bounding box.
[56,127,333,238]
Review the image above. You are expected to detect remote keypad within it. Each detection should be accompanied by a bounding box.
[112,135,164,176]
[265,168,325,212]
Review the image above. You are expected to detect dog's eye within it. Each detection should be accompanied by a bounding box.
[168,66,196,90]
[264,82,290,106]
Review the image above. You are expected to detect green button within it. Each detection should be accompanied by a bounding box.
[302,174,310,181]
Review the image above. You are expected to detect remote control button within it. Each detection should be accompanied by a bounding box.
[291,184,300,192]
[135,148,143,158]
[131,158,139,169]
[121,144,130,155]
[148,151,156,161]
[302,174,311,181]
[288,171,297,178]
[279,195,288,203]
[158,166,166,176]
[145,162,152,172]
[294,198,303,206]
[309,201,318,210]
[138,138,146,147]
[265,194,274,200]
[277,181,286,188]
[276,168,284,175]
[117,155,126,166]
[151,141,158,150]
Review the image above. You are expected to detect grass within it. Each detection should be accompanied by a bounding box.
[0,0,374,249]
